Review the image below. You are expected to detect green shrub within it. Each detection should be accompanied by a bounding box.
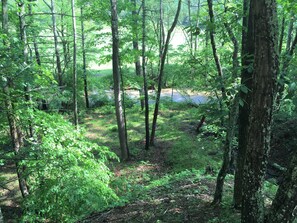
[21,111,118,222]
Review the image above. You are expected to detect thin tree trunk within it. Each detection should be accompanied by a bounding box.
[213,95,239,204]
[207,0,226,100]
[2,0,8,36]
[80,8,90,109]
[18,1,34,138]
[241,0,278,222]
[111,0,129,161]
[131,0,144,110]
[142,0,150,150]
[276,30,297,105]
[213,17,239,204]
[71,0,78,126]
[18,2,32,195]
[46,0,63,87]
[150,0,182,146]
[278,15,285,55]
[286,12,294,51]
[206,0,227,128]
[194,0,200,52]
[233,0,251,209]
[3,84,29,198]
[159,0,165,58]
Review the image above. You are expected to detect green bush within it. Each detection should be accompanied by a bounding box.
[21,111,118,222]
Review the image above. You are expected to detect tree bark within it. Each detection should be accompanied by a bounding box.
[206,0,226,101]
[265,154,297,223]
[110,0,129,161]
[286,12,294,51]
[150,0,182,146]
[241,0,278,222]
[47,0,63,87]
[233,0,251,209]
[142,0,150,150]
[80,8,90,109]
[278,14,285,55]
[187,0,193,54]
[213,15,240,204]
[71,0,78,127]
[276,30,297,106]
[1,0,8,36]
[206,0,227,128]
[194,0,201,52]
[131,0,144,110]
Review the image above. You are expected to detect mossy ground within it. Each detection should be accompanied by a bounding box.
[79,101,242,223]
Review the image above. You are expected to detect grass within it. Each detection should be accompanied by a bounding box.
[77,100,243,222]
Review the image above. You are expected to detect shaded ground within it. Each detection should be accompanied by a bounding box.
[78,104,241,223]
[79,174,239,223]
[0,163,22,223]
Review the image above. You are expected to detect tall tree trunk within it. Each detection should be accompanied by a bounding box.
[206,0,227,126]
[194,0,201,52]
[213,17,240,204]
[80,8,90,109]
[278,14,285,55]
[233,0,251,209]
[71,0,78,127]
[47,0,63,87]
[2,0,8,36]
[265,154,297,223]
[110,0,130,161]
[150,0,182,146]
[276,30,297,106]
[18,1,34,138]
[187,0,193,54]
[241,0,278,222]
[131,0,144,110]
[142,0,150,150]
[3,83,29,198]
[159,0,165,59]
[286,12,294,51]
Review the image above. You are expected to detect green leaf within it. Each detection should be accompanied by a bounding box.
[239,99,244,107]
[240,85,249,94]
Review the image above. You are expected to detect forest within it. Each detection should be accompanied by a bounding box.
[0,0,297,222]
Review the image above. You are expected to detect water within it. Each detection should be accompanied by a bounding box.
[93,88,209,105]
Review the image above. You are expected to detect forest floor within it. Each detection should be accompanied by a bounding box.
[77,102,249,223]
[1,100,290,222]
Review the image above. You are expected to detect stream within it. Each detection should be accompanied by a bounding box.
[102,88,209,105]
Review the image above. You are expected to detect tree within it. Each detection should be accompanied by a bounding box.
[212,1,240,204]
[1,0,29,198]
[150,0,182,146]
[206,0,227,125]
[110,0,130,161]
[131,0,144,110]
[142,0,150,150]
[81,7,90,109]
[233,0,251,208]
[71,0,78,127]
[241,0,278,222]
[46,0,63,87]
